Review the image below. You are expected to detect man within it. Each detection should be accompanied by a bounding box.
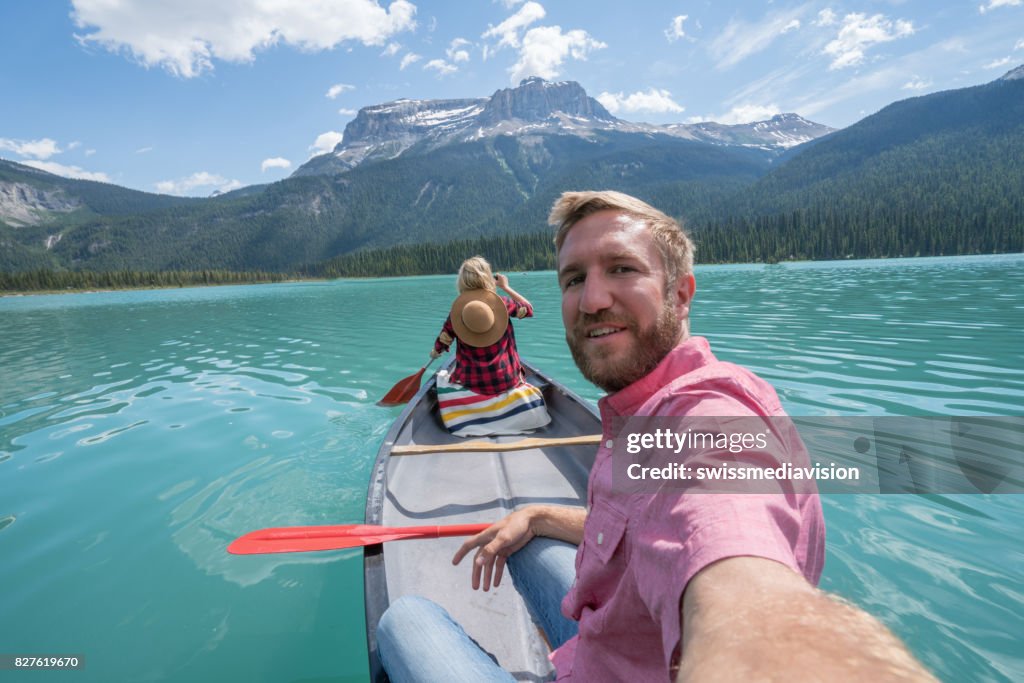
[378,191,935,682]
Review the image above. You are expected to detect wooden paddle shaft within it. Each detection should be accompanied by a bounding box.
[392,433,602,455]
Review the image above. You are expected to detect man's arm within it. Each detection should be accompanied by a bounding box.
[677,556,937,682]
[452,504,585,591]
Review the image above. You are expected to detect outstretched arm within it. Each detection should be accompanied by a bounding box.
[677,557,937,682]
[452,504,585,591]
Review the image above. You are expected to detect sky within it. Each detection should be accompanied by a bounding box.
[1,1,1021,197]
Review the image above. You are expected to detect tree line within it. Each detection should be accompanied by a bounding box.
[0,269,289,293]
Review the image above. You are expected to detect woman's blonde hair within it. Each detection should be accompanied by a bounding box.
[457,256,496,293]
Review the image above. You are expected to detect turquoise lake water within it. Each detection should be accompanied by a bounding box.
[1,254,1022,682]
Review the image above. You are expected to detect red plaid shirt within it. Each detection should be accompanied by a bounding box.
[434,296,532,395]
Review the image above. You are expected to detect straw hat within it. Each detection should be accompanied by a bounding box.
[450,289,509,347]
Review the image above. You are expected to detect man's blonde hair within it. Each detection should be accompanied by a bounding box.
[548,190,695,283]
[457,256,497,293]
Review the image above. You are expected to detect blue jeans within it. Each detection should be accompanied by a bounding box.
[376,537,579,683]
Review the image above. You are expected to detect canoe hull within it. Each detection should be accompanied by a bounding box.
[364,360,599,681]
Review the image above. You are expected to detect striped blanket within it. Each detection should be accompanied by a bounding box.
[436,372,551,436]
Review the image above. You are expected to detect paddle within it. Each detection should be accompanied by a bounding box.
[378,358,437,406]
[227,522,493,555]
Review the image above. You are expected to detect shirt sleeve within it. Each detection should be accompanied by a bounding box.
[504,295,532,319]
[434,316,455,353]
[637,493,806,673]
[632,393,815,673]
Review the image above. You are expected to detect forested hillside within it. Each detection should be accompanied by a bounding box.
[1,132,771,273]
[693,75,1024,260]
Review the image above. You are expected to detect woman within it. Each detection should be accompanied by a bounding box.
[431,256,549,435]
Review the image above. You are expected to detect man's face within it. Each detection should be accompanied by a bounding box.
[557,210,693,392]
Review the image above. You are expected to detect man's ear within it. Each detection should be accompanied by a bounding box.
[673,273,696,318]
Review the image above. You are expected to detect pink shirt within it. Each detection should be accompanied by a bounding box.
[551,336,825,681]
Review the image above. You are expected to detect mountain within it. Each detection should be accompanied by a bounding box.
[693,65,1024,261]
[295,77,831,176]
[1000,64,1024,81]
[2,69,1020,276]
[3,78,831,273]
[0,159,197,228]
[0,159,203,270]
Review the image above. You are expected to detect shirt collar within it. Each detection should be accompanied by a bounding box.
[598,336,715,421]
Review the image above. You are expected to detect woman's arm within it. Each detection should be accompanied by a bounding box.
[495,273,532,310]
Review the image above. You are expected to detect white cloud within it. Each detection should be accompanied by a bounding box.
[447,38,471,62]
[979,0,1022,13]
[482,1,546,50]
[0,137,62,160]
[70,0,417,78]
[665,15,688,42]
[716,104,782,125]
[709,7,808,69]
[382,41,402,56]
[400,52,421,70]
[795,62,913,121]
[901,77,933,90]
[823,13,915,70]
[338,108,358,116]
[67,141,82,151]
[155,171,242,196]
[309,131,343,157]
[424,58,458,76]
[721,62,816,115]
[597,88,684,115]
[781,20,801,34]
[326,83,355,99]
[261,157,291,172]
[84,149,96,157]
[1015,39,1024,50]
[135,146,153,154]
[22,160,111,182]
[508,26,606,83]
[815,9,838,27]
[984,56,1013,68]
[939,37,969,53]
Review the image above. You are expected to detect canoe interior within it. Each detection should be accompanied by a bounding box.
[364,360,599,682]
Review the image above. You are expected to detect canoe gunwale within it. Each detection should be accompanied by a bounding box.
[363,358,449,683]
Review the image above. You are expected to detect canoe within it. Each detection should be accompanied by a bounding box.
[364,358,601,681]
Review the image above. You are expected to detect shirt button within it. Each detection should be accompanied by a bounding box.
[597,532,604,545]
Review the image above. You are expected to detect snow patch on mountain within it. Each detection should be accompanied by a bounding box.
[292,79,834,177]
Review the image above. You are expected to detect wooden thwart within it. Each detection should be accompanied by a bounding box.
[392,433,602,456]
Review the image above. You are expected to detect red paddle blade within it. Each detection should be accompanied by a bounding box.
[377,367,427,406]
[227,522,492,555]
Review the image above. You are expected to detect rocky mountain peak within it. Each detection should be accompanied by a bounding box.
[292,78,832,177]
[478,78,616,126]
[999,64,1024,81]
[342,97,486,145]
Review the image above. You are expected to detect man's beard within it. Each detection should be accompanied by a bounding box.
[567,300,682,393]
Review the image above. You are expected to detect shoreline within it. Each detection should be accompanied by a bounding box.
[3,252,1020,297]
[0,277,322,298]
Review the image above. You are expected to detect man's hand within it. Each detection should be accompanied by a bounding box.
[452,505,586,592]
[452,509,535,591]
